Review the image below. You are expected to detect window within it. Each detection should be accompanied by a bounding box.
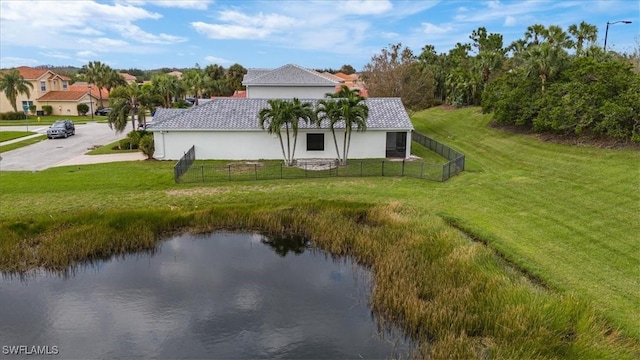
[307,133,324,151]
[62,81,68,90]
[40,81,46,92]
[21,100,33,107]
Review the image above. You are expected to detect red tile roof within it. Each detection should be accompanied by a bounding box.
[119,72,137,81]
[2,66,49,80]
[37,91,87,101]
[231,90,246,98]
[335,72,358,81]
[68,83,109,98]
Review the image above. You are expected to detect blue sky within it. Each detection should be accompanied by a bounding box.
[1,0,638,71]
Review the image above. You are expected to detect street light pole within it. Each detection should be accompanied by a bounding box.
[604,20,632,52]
[88,84,94,121]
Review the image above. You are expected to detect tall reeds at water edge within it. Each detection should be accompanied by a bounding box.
[0,202,637,358]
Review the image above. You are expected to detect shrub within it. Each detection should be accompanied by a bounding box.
[118,139,134,150]
[29,105,36,114]
[0,111,27,120]
[42,105,53,116]
[139,134,154,159]
[77,103,89,116]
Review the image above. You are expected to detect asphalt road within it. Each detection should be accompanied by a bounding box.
[0,122,129,171]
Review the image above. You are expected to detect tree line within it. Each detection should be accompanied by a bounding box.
[361,22,639,142]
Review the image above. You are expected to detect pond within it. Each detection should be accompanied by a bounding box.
[0,232,412,359]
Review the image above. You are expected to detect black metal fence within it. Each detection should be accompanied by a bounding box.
[173,145,195,182]
[174,132,464,183]
[412,131,465,181]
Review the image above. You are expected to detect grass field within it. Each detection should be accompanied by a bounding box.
[0,115,99,126]
[0,131,35,142]
[0,106,638,356]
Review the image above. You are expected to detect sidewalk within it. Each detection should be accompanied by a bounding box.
[0,133,45,146]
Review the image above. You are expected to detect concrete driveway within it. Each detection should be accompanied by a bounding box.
[0,122,141,171]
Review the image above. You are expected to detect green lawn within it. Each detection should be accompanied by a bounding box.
[0,106,638,352]
[0,115,100,126]
[0,135,47,153]
[0,131,35,142]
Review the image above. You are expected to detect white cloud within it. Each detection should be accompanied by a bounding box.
[39,51,73,60]
[192,10,299,40]
[504,15,517,26]
[145,0,212,10]
[381,32,400,39]
[78,38,131,49]
[342,0,393,15]
[113,24,187,44]
[421,22,454,35]
[76,51,98,58]
[204,55,232,64]
[0,57,39,68]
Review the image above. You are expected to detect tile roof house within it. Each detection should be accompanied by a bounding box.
[0,66,97,116]
[149,64,412,161]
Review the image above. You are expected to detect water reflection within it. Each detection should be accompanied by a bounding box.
[0,232,411,359]
[260,233,310,257]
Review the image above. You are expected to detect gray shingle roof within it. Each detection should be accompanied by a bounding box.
[147,98,413,131]
[242,64,339,86]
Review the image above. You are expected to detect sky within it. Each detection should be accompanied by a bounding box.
[0,0,638,71]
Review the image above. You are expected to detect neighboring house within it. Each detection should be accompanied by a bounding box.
[167,71,183,79]
[68,82,106,112]
[148,64,413,161]
[118,72,137,84]
[0,66,102,115]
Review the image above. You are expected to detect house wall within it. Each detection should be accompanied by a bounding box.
[0,80,38,113]
[37,101,80,116]
[247,86,336,99]
[153,129,410,161]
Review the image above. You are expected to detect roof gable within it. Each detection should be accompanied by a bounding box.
[242,64,339,86]
[149,98,412,131]
[2,66,50,80]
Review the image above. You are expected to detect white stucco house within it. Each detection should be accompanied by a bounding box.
[148,64,413,161]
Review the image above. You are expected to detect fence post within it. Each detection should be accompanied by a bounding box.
[228,165,231,181]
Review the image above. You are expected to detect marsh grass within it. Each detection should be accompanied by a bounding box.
[1,202,637,358]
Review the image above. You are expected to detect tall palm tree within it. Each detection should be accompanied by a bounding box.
[259,99,289,165]
[568,21,598,55]
[523,42,563,92]
[152,73,181,108]
[81,61,109,107]
[103,69,127,95]
[543,25,573,50]
[107,82,147,132]
[524,24,547,46]
[258,98,314,166]
[288,98,315,163]
[0,69,34,112]
[326,86,369,165]
[182,69,208,105]
[315,98,343,160]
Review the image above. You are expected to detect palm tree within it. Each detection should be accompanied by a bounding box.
[288,98,315,163]
[258,98,314,166]
[568,21,598,55]
[259,99,289,165]
[523,42,563,92]
[524,24,547,46]
[107,82,146,133]
[327,86,369,165]
[152,73,181,108]
[182,69,208,105]
[0,69,34,112]
[543,25,573,50]
[103,69,127,95]
[81,61,109,107]
[315,98,343,160]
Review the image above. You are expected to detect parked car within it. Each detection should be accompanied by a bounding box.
[95,108,112,116]
[47,120,75,139]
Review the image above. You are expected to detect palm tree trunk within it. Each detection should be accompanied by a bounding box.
[278,134,287,164]
[342,128,349,165]
[345,129,353,165]
[331,128,341,161]
[285,124,291,166]
[291,130,298,166]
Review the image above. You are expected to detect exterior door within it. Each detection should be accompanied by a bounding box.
[385,132,407,158]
